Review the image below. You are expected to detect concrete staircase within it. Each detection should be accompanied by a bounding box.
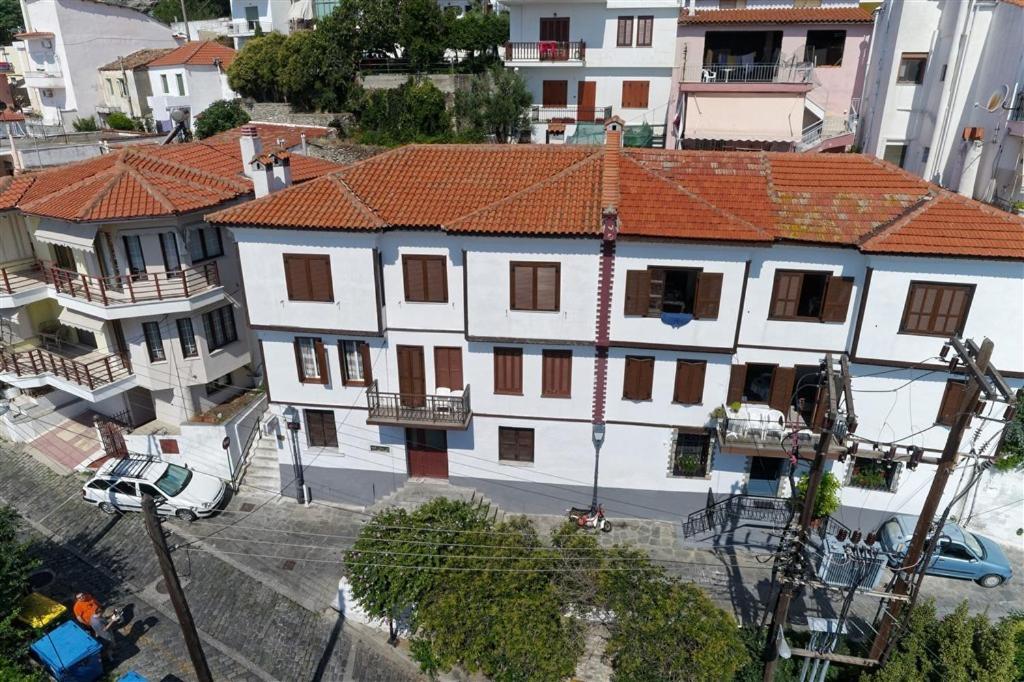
[236,434,282,495]
[369,478,506,522]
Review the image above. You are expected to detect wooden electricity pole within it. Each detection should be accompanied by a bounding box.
[869,338,997,660]
[141,494,212,682]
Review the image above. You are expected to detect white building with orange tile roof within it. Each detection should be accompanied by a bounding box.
[146,41,239,134]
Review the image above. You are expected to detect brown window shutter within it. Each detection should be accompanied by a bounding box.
[542,350,572,397]
[494,347,523,395]
[159,438,179,454]
[770,271,803,318]
[727,364,746,404]
[512,263,533,310]
[693,272,723,319]
[519,428,534,461]
[621,81,634,108]
[305,410,324,446]
[542,80,568,107]
[769,367,795,413]
[403,256,425,301]
[359,342,373,384]
[322,411,338,447]
[624,356,654,400]
[313,339,328,384]
[674,360,706,404]
[624,270,651,316]
[424,257,447,302]
[294,338,306,382]
[499,426,516,459]
[535,264,559,311]
[283,255,311,301]
[937,380,967,426]
[434,347,463,390]
[647,267,665,315]
[306,255,334,302]
[820,276,854,322]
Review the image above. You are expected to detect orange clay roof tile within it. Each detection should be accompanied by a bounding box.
[146,41,236,68]
[678,7,875,24]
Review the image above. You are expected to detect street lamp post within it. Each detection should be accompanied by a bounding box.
[282,405,306,504]
[590,423,605,510]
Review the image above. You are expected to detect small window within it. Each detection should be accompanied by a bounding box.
[112,480,137,496]
[340,340,372,386]
[499,426,534,463]
[142,321,165,362]
[673,360,706,405]
[175,73,185,96]
[53,244,76,271]
[160,74,169,94]
[177,318,198,358]
[769,270,853,323]
[138,482,163,498]
[921,146,930,164]
[897,53,927,84]
[539,16,569,42]
[939,542,975,561]
[541,80,568,107]
[202,305,237,351]
[671,431,711,477]
[87,479,112,490]
[118,79,128,96]
[616,16,633,47]
[305,409,338,448]
[621,80,650,109]
[883,143,908,168]
[622,356,654,401]
[624,268,722,319]
[283,254,333,302]
[295,337,327,384]
[541,349,572,398]
[742,364,776,404]
[847,457,899,492]
[106,78,114,94]
[188,226,223,262]
[494,347,523,395]
[402,255,448,303]
[123,235,146,279]
[804,30,845,66]
[510,262,560,311]
[900,282,973,336]
[205,373,230,395]
[636,16,653,47]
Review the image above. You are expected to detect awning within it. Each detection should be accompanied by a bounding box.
[288,0,313,20]
[33,223,98,252]
[58,308,106,333]
[685,129,797,143]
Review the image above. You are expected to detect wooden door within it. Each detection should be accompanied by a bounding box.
[406,428,448,478]
[397,345,426,408]
[539,16,569,42]
[434,347,463,391]
[576,81,596,122]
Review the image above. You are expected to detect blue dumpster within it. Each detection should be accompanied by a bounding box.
[117,673,149,682]
[29,621,103,682]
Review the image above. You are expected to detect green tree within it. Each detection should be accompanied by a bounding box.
[1004,610,1024,681]
[398,0,448,71]
[356,78,451,145]
[104,111,138,131]
[994,390,1023,472]
[194,99,250,139]
[337,0,401,58]
[448,6,508,63]
[792,471,842,519]
[151,0,229,24]
[0,507,40,663]
[227,32,288,102]
[862,601,1017,682]
[453,65,531,142]
[0,0,23,46]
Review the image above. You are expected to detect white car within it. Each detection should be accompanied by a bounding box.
[82,458,226,522]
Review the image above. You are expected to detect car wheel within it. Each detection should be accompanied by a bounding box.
[175,509,198,523]
[977,574,1004,588]
[98,502,118,515]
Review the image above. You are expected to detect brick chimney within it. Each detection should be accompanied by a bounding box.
[601,116,624,216]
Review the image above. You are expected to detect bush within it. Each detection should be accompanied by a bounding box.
[356,78,451,145]
[0,507,40,663]
[72,116,98,132]
[194,100,250,139]
[793,471,842,519]
[994,390,1023,472]
[453,65,531,143]
[104,111,137,131]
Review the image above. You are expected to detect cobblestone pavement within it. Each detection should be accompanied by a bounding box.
[0,444,424,682]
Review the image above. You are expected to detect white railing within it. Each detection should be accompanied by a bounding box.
[797,104,858,152]
[228,18,273,35]
[682,60,813,84]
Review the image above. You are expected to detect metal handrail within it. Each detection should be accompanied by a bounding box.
[0,345,132,389]
[504,41,586,62]
[0,260,46,295]
[40,260,220,305]
[683,61,813,84]
[366,380,472,425]
[530,104,613,123]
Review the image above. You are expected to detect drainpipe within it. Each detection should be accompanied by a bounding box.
[924,0,973,183]
[590,117,623,509]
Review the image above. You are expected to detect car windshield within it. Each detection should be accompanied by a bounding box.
[154,464,192,497]
[963,531,984,558]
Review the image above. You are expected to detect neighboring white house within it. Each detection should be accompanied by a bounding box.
[227,0,295,50]
[14,0,179,129]
[0,123,337,479]
[146,41,238,133]
[858,0,1024,211]
[96,48,174,129]
[501,0,680,145]
[211,123,1024,534]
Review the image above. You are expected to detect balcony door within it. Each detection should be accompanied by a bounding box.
[577,81,596,122]
[539,17,569,43]
[122,235,147,281]
[397,345,426,408]
[406,428,448,479]
[746,456,783,497]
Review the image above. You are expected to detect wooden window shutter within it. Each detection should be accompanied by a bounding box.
[403,256,425,301]
[536,264,559,311]
[283,255,311,301]
[434,347,463,390]
[512,264,533,310]
[424,257,447,302]
[693,272,723,319]
[727,364,747,404]
[542,80,568,107]
[294,338,307,382]
[519,428,534,461]
[769,367,795,413]
[624,270,651,316]
[159,438,179,454]
[622,81,649,108]
[770,271,803,318]
[359,342,373,385]
[542,350,572,397]
[494,347,523,395]
[647,267,665,315]
[313,339,327,384]
[623,356,654,400]
[937,380,967,426]
[499,426,516,459]
[306,256,333,302]
[306,411,323,446]
[820,276,854,322]
[674,360,706,404]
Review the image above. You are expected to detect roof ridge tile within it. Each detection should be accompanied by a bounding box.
[327,174,387,227]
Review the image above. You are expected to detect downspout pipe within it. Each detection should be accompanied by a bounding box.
[925,0,973,183]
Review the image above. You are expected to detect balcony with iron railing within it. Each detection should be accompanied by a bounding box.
[714,403,846,460]
[680,61,814,87]
[0,340,133,392]
[503,41,586,64]
[530,104,613,124]
[1009,93,1024,137]
[366,380,472,430]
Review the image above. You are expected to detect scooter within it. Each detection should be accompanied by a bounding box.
[568,504,612,532]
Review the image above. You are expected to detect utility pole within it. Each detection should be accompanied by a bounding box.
[141,494,212,682]
[178,0,191,41]
[764,354,854,682]
[869,337,1008,660]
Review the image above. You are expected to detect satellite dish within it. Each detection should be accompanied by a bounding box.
[170,108,187,123]
[984,85,1009,112]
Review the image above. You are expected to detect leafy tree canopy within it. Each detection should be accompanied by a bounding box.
[0,507,40,664]
[227,32,289,103]
[453,65,531,143]
[194,99,250,139]
[994,390,1023,472]
[0,0,23,46]
[356,78,451,145]
[151,0,229,25]
[398,0,449,71]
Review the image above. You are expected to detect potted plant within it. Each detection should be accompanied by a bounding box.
[792,472,842,523]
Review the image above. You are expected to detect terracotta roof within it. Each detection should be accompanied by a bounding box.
[0,174,38,211]
[678,7,874,24]
[147,41,236,69]
[206,144,1024,260]
[14,127,340,222]
[205,123,333,151]
[98,48,176,72]
[14,32,54,39]
[0,110,25,122]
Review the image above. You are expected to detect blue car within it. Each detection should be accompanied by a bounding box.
[878,515,1013,588]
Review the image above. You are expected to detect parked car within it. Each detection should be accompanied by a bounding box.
[82,458,226,522]
[878,514,1013,588]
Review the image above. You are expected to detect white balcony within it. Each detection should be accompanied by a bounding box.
[23,69,64,89]
[227,18,274,36]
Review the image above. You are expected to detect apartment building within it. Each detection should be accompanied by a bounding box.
[96,48,174,129]
[0,123,337,476]
[210,123,1024,527]
[502,0,679,145]
[227,0,296,49]
[858,0,1024,212]
[146,41,238,133]
[14,0,179,129]
[670,2,872,151]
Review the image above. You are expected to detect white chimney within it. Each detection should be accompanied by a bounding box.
[688,0,695,16]
[239,124,261,179]
[271,152,292,192]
